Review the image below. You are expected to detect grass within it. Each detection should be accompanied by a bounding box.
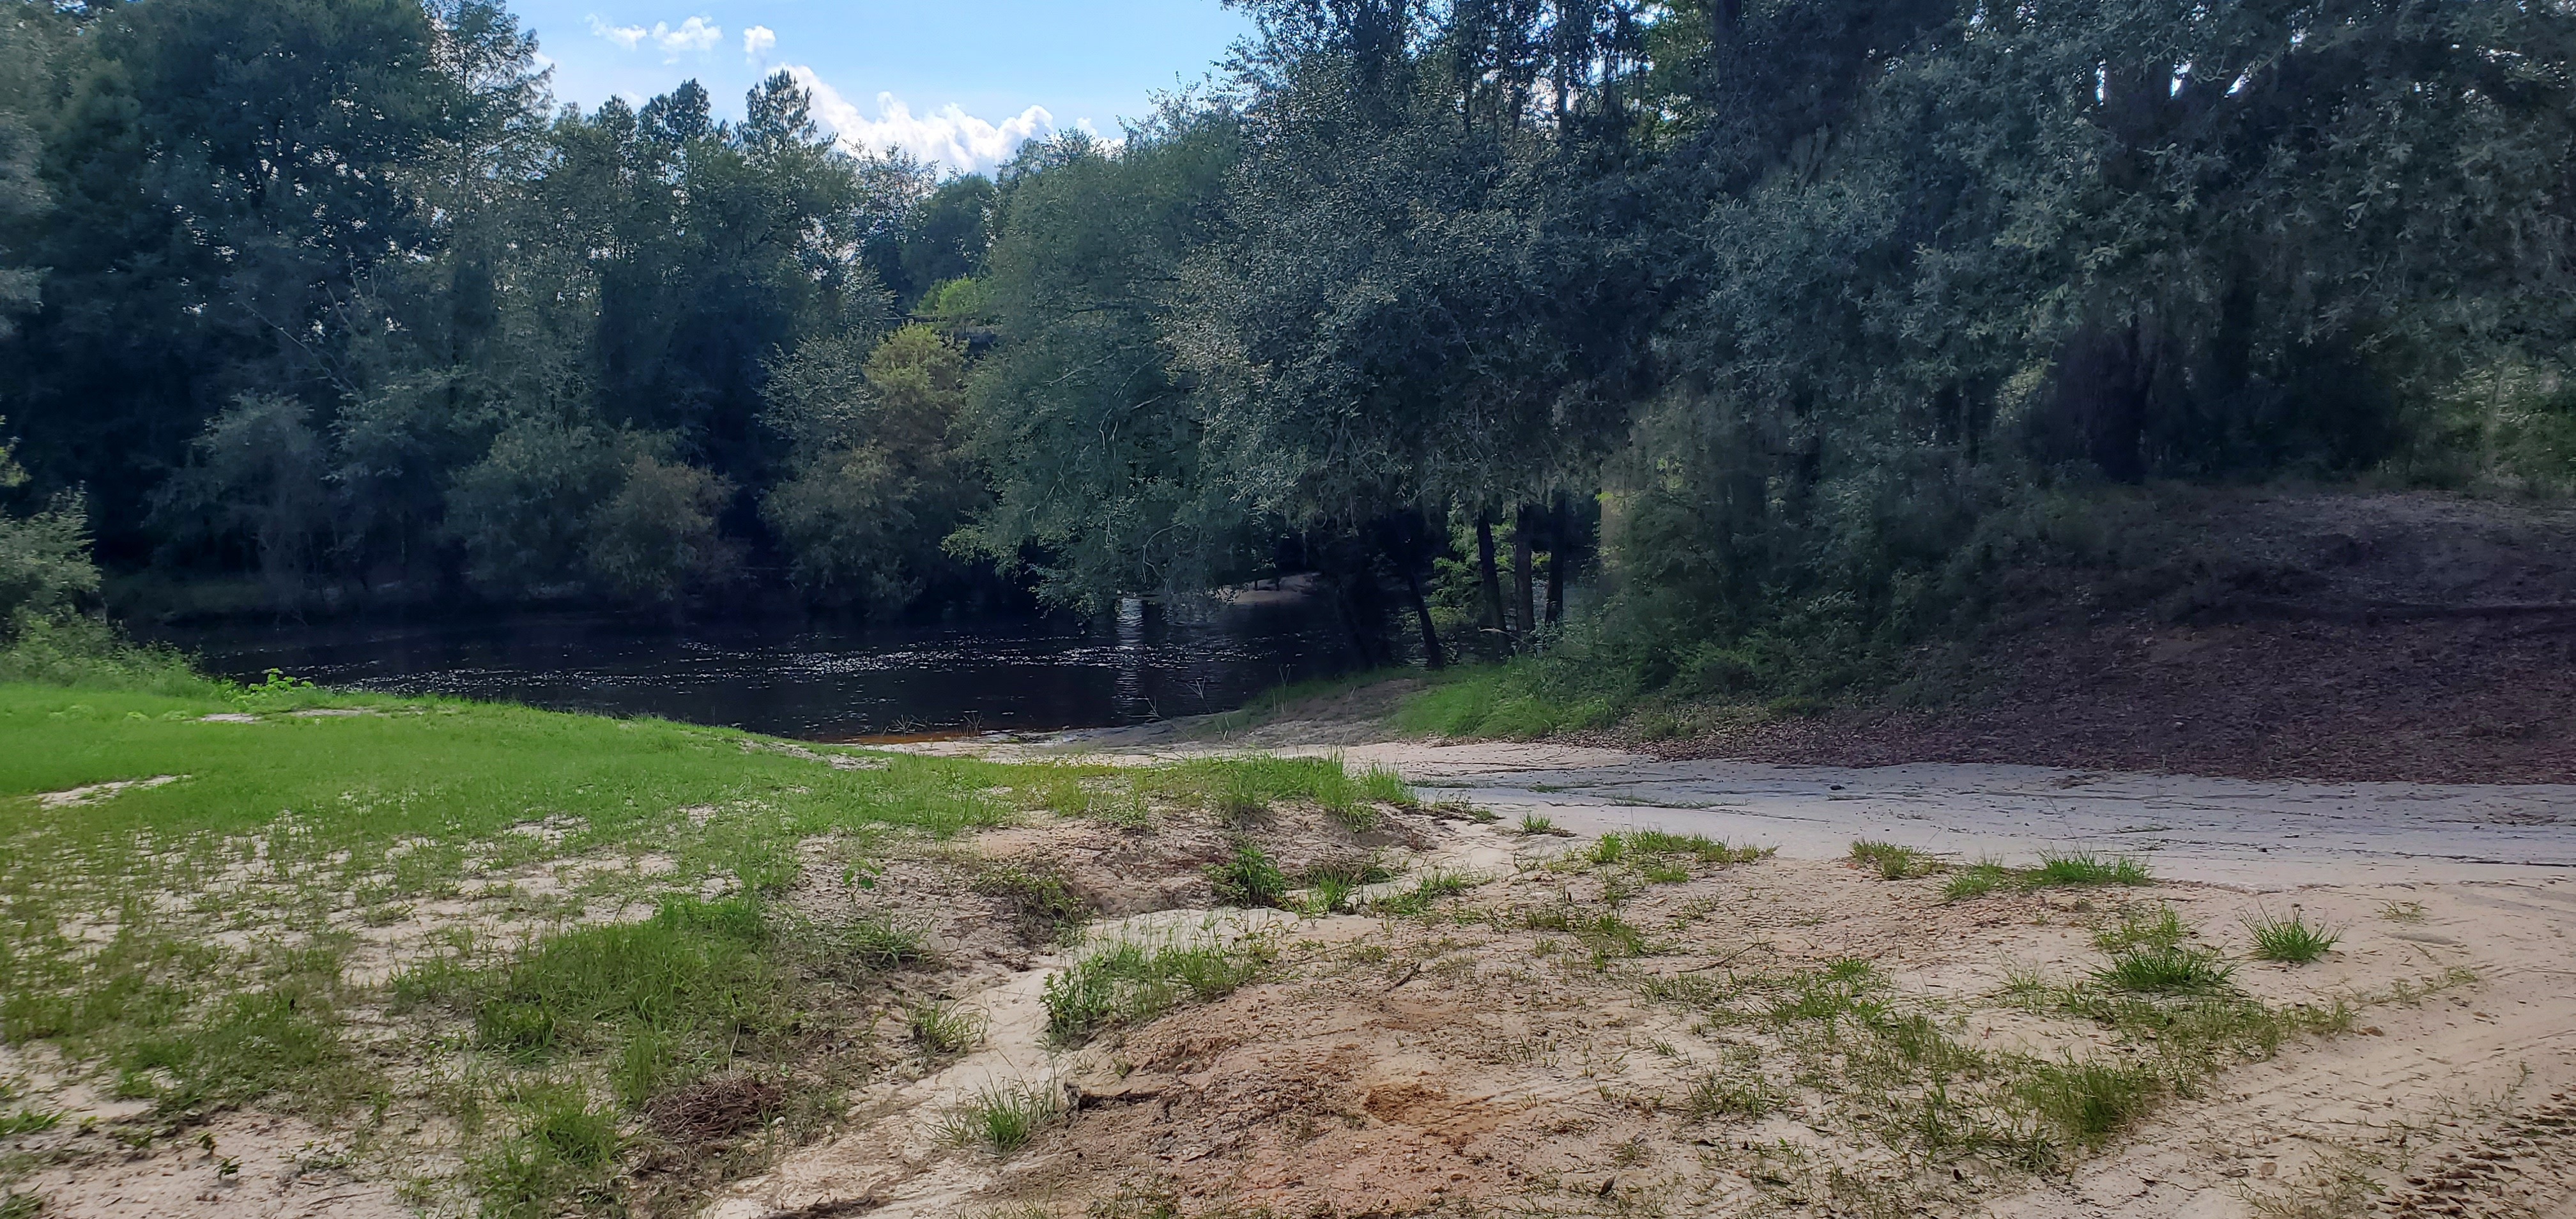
[2243,908,2341,963]
[1392,663,1619,739]
[1682,1068,1788,1121]
[1370,869,1481,916]
[395,895,794,1110]
[1134,755,1412,829]
[1848,839,1939,880]
[1298,854,1398,914]
[1041,932,1272,1044]
[1518,812,1558,835]
[937,1080,1064,1154]
[473,1086,623,1219]
[0,675,1140,1218]
[976,861,1092,940]
[2031,852,2153,887]
[908,999,987,1055]
[1208,841,1289,908]
[2092,905,2187,953]
[2019,1059,2160,1151]
[2092,946,2238,994]
[1943,853,2152,900]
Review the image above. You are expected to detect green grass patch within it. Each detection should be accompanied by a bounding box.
[936,1080,1063,1154]
[2242,908,2340,963]
[2091,905,2188,953]
[2030,852,2152,887]
[1849,840,1940,880]
[396,895,791,1106]
[1392,663,1618,739]
[1132,754,1410,829]
[1207,841,1289,908]
[471,1085,623,1219]
[2019,1058,2159,1151]
[907,999,987,1055]
[1942,853,2152,900]
[2091,946,2238,995]
[1041,935,1271,1044]
[1370,869,1481,917]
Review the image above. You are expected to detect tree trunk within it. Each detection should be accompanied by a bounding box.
[1476,512,1505,636]
[1544,498,1567,625]
[1512,502,1537,641]
[1404,564,1445,670]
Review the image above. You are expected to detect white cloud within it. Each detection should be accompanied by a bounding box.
[743,26,776,63]
[650,17,723,60]
[790,66,1064,176]
[587,15,647,50]
[588,14,723,61]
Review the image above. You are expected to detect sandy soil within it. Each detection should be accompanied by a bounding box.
[691,730,2572,1219]
[17,728,2576,1219]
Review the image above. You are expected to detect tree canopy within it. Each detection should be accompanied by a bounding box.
[3,0,2572,683]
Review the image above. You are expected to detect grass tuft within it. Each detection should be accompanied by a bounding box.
[2091,905,2186,953]
[1042,934,1270,1044]
[1849,839,1939,880]
[1207,840,1289,908]
[2031,852,2152,887]
[2019,1058,2159,1150]
[908,1000,988,1055]
[2091,946,2238,995]
[2242,908,2340,964]
[471,1087,622,1219]
[937,1080,1063,1154]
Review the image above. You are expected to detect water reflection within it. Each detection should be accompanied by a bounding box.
[149,595,1356,741]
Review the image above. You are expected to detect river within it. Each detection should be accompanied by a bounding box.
[147,590,1358,741]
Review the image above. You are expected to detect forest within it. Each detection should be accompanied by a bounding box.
[5,0,2576,703]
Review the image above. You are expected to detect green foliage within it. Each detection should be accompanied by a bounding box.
[2092,907,2188,954]
[396,895,788,1108]
[907,999,987,1055]
[761,324,986,610]
[2019,1059,2161,1151]
[2032,854,2154,888]
[472,1086,623,1219]
[1850,840,1939,880]
[1393,664,1620,739]
[936,1080,1062,1155]
[2243,910,2341,965]
[1041,935,1269,1044]
[1206,841,1289,908]
[2092,947,2239,995]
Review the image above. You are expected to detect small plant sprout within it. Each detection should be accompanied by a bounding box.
[1519,813,1558,836]
[2242,907,2340,964]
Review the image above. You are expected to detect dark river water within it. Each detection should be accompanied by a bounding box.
[149,593,1358,741]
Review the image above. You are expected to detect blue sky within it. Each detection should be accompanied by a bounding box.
[512,1,1253,174]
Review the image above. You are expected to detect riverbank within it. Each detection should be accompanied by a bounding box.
[8,677,2574,1218]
